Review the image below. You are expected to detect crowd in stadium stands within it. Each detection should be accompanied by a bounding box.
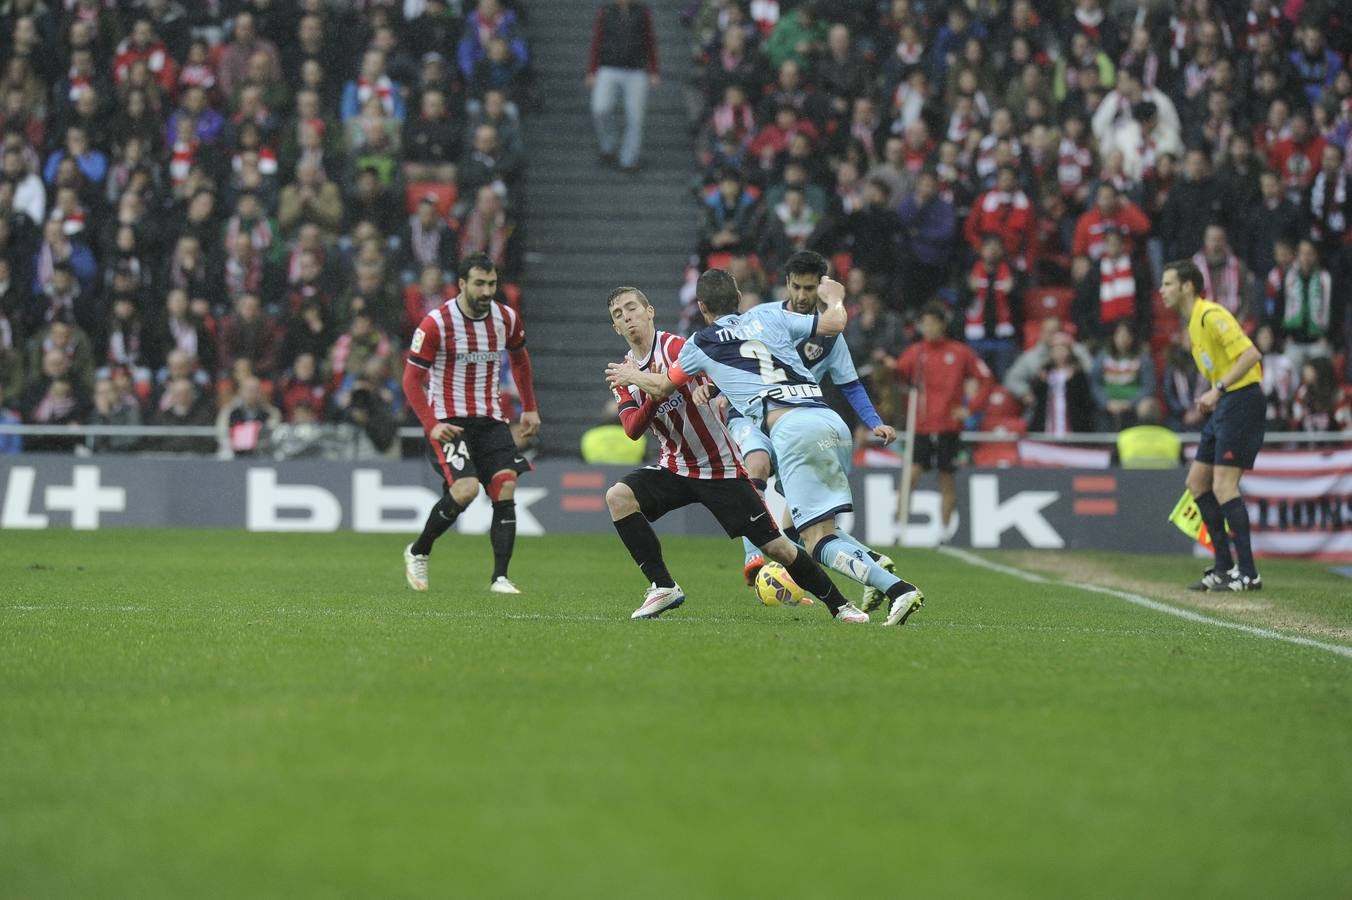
[0,0,532,455]
[677,0,1352,451]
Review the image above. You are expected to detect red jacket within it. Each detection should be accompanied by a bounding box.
[1268,135,1326,194]
[895,338,993,434]
[1071,201,1150,260]
[964,189,1035,262]
[113,39,178,93]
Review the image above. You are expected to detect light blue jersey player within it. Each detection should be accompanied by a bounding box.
[725,253,898,606]
[608,267,924,627]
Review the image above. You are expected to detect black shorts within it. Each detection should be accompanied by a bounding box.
[1196,383,1266,470]
[913,432,960,473]
[426,417,531,489]
[622,466,782,546]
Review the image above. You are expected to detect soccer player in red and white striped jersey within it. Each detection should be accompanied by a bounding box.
[401,254,541,594]
[603,286,860,621]
[612,327,743,481]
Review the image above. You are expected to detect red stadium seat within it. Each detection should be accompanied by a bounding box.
[405,182,458,218]
[972,442,1021,467]
[972,414,1025,467]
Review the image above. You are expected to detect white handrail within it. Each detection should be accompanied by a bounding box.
[0,424,1348,445]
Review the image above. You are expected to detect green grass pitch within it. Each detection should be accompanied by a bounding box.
[2,530,1350,898]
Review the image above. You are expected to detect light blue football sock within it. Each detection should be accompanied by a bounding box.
[811,534,903,593]
[834,531,889,564]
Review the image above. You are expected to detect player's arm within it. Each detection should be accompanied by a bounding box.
[816,276,848,336]
[607,360,678,399]
[606,336,700,401]
[962,352,996,419]
[613,383,657,440]
[827,339,893,442]
[403,321,460,442]
[506,314,540,439]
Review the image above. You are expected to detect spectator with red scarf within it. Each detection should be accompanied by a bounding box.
[1074,226,1148,344]
[1072,183,1150,277]
[962,233,1024,378]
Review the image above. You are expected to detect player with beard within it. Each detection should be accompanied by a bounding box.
[401,253,541,593]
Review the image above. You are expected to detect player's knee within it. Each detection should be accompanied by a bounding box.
[487,470,516,502]
[744,452,771,481]
[450,478,481,505]
[606,482,638,518]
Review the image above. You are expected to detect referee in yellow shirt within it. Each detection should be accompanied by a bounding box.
[1161,260,1265,591]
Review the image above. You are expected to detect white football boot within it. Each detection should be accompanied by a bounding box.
[490,576,522,594]
[834,602,870,624]
[631,583,686,619]
[884,582,925,627]
[404,544,429,591]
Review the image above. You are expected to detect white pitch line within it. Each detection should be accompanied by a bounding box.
[939,546,1352,661]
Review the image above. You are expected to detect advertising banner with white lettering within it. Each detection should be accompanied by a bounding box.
[0,454,1346,559]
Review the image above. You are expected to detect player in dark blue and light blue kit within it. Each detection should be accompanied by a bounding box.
[726,251,900,613]
[608,268,924,626]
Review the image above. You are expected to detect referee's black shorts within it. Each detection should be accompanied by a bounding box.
[621,466,782,546]
[1195,383,1266,470]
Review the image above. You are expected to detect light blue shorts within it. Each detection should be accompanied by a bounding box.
[767,406,853,529]
[727,414,775,467]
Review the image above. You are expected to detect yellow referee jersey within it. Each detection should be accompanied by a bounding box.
[1187,299,1261,390]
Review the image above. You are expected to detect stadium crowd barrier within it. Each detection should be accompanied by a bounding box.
[1,431,1348,560]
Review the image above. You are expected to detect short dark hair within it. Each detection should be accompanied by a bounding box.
[606,285,650,312]
[459,252,496,279]
[784,249,828,281]
[920,300,949,322]
[1164,259,1204,295]
[696,268,740,316]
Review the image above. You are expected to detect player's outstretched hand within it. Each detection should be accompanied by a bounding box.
[519,410,541,440]
[430,422,463,443]
[606,360,639,388]
[872,424,897,445]
[819,276,845,304]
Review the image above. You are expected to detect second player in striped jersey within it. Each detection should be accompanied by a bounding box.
[612,321,742,480]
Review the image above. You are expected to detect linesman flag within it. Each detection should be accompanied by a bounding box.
[1168,490,1214,551]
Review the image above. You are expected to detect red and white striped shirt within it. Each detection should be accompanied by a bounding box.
[408,299,524,423]
[614,331,744,480]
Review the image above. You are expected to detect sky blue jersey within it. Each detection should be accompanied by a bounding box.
[675,303,828,428]
[719,302,884,431]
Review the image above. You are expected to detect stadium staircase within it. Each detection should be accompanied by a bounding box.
[520,0,695,455]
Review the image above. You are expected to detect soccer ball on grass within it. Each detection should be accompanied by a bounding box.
[754,562,812,606]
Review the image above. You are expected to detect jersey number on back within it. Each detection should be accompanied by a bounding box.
[739,340,787,384]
